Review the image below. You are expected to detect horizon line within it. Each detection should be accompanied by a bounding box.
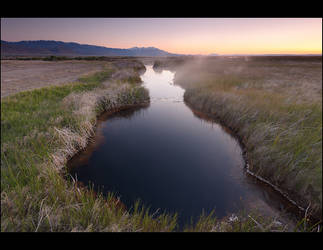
[2,39,322,56]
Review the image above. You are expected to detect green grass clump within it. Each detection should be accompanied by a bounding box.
[1,76,105,174]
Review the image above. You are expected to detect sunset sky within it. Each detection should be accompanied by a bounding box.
[1,18,322,55]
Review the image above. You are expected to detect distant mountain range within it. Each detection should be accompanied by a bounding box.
[2,40,319,58]
[1,40,182,57]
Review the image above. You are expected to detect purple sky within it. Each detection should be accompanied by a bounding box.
[1,18,322,55]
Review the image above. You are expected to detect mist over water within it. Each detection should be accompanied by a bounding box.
[68,65,295,228]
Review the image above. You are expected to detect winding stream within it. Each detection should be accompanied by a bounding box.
[68,65,298,228]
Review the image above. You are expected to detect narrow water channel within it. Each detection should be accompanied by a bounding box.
[68,65,298,229]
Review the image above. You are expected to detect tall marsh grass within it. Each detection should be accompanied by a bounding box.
[171,57,322,222]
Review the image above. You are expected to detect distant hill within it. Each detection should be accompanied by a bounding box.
[1,40,181,57]
[128,46,178,57]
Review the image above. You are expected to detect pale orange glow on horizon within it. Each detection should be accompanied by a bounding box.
[2,18,322,55]
[147,18,322,55]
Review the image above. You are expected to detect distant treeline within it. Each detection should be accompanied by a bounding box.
[1,55,146,61]
[2,55,321,63]
[244,55,322,62]
[43,56,108,61]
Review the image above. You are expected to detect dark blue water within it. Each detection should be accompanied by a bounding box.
[68,65,294,228]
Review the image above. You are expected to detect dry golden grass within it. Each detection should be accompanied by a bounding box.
[0,60,111,98]
[169,56,322,221]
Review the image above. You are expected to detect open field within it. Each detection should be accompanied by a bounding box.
[154,56,322,222]
[1,60,111,98]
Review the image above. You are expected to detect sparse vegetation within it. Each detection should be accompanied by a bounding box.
[1,60,113,98]
[42,55,70,61]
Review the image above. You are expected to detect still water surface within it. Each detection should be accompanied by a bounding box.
[68,65,296,228]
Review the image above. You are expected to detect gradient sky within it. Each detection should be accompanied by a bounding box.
[1,18,322,55]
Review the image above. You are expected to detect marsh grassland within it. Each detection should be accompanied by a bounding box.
[156,56,322,224]
[1,56,322,232]
[1,59,176,232]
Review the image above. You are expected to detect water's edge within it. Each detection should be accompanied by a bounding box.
[183,94,320,226]
[66,64,317,228]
